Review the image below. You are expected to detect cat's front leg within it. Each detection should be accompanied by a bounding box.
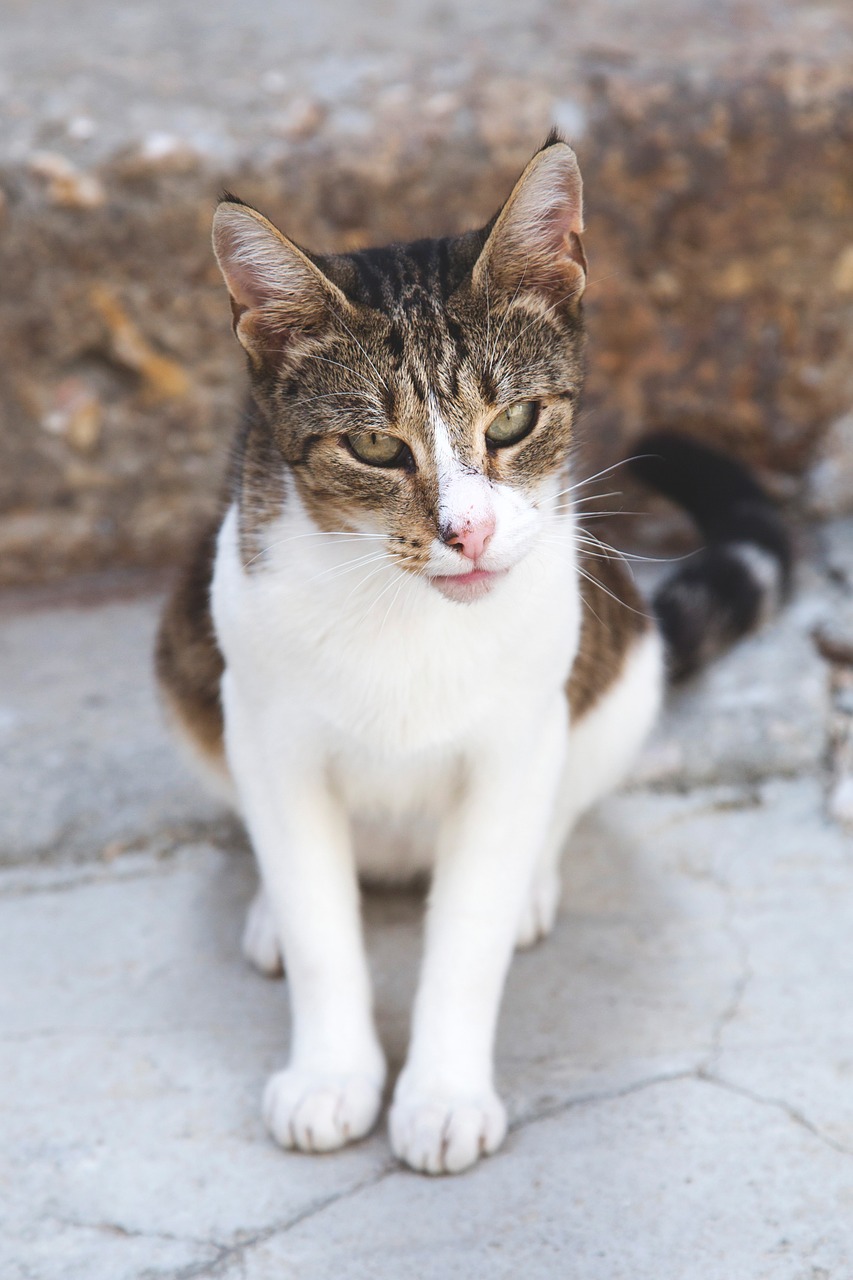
[223,674,385,1153]
[242,886,284,977]
[390,698,568,1174]
[514,790,578,950]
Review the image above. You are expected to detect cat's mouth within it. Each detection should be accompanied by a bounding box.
[427,567,509,603]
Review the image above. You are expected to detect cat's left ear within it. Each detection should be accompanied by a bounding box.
[472,139,587,307]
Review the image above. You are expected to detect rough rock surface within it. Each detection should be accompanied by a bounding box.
[2,522,853,1276]
[3,0,853,583]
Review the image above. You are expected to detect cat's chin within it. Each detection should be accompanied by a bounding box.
[428,568,509,603]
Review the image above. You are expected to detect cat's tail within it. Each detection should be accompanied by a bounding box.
[629,431,793,681]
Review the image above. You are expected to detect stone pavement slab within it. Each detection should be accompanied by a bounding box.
[2,779,852,1278]
[2,528,853,1277]
[0,582,229,866]
[243,1077,851,1280]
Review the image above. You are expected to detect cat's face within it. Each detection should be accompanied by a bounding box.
[214,139,587,602]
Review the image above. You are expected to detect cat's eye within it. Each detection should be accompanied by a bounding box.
[485,401,539,448]
[346,430,412,468]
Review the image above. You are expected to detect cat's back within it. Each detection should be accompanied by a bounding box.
[155,515,227,782]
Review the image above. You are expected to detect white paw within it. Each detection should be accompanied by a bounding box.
[389,1085,507,1174]
[515,869,561,950]
[242,889,283,977]
[263,1068,383,1153]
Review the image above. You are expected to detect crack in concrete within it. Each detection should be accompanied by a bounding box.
[160,1162,399,1279]
[701,868,753,1075]
[511,1065,853,1165]
[0,840,235,900]
[0,1024,279,1045]
[705,950,751,1071]
[0,863,179,900]
[2,812,227,876]
[508,1068,699,1132]
[698,1072,853,1160]
[628,776,783,801]
[53,1214,218,1254]
[0,815,246,892]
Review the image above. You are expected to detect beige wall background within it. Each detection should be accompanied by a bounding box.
[3,0,853,584]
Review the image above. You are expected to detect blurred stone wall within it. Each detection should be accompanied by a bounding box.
[3,0,853,584]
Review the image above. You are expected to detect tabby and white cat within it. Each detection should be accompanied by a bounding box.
[156,135,790,1174]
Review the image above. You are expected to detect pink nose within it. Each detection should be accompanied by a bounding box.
[442,517,495,562]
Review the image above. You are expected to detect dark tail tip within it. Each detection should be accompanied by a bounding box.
[630,432,793,681]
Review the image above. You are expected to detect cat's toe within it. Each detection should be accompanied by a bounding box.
[515,870,560,949]
[389,1087,507,1175]
[242,889,284,977]
[263,1068,383,1153]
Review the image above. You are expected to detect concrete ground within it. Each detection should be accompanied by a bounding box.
[2,524,853,1279]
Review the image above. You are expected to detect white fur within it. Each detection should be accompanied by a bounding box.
[429,398,496,551]
[516,627,664,947]
[426,397,540,579]
[729,541,783,616]
[210,459,663,1174]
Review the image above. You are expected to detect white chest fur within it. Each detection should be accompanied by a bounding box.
[212,502,581,771]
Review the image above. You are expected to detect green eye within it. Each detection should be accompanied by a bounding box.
[346,430,411,468]
[485,401,539,448]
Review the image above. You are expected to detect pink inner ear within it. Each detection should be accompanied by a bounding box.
[521,204,587,296]
[477,144,586,300]
[544,200,581,249]
[525,170,585,278]
[216,225,277,312]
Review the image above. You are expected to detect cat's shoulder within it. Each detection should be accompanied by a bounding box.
[567,545,654,722]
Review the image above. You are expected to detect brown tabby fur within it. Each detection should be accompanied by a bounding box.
[157,136,648,766]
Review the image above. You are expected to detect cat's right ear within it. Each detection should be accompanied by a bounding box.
[212,200,347,369]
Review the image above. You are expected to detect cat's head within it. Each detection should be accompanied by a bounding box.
[213,135,587,602]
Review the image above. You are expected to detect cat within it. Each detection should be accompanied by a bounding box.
[156,133,791,1175]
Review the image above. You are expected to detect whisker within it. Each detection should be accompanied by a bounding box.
[341,556,401,607]
[572,509,643,519]
[566,454,657,494]
[500,279,584,360]
[377,567,413,636]
[575,530,697,566]
[242,529,384,572]
[541,461,644,510]
[545,506,643,523]
[571,544,640,566]
[584,268,626,290]
[574,563,652,619]
[541,488,625,510]
[329,307,390,394]
[360,558,417,627]
[486,258,529,373]
[483,272,492,375]
[578,588,608,632]
[289,390,377,411]
[302,352,379,393]
[541,503,625,520]
[563,490,625,506]
[305,550,390,586]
